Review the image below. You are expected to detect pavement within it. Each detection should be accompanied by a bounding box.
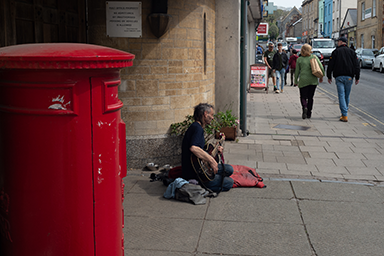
[122,76,384,256]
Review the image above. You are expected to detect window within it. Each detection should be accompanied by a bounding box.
[361,2,365,20]
[333,19,335,31]
[373,0,376,17]
[328,21,330,34]
[325,6,327,16]
[336,18,339,30]
[361,34,364,48]
[329,4,331,14]
[372,35,375,49]
[336,0,338,10]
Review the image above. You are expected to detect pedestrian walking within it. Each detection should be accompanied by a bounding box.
[294,44,325,119]
[263,42,277,91]
[283,49,289,85]
[256,44,263,55]
[272,42,288,93]
[327,37,360,122]
[350,43,355,51]
[289,49,299,86]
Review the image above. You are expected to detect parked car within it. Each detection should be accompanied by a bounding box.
[356,48,378,68]
[292,44,303,55]
[372,47,384,73]
[312,50,325,67]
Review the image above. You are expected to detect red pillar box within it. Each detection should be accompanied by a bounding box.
[0,43,134,256]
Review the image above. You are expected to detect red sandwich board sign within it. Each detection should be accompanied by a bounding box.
[249,64,268,90]
[256,23,269,36]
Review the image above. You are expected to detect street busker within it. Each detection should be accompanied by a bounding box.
[288,49,299,86]
[294,44,325,119]
[326,37,360,122]
[181,103,234,192]
[272,42,288,93]
[263,42,277,91]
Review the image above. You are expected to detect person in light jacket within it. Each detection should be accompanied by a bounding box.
[294,44,325,119]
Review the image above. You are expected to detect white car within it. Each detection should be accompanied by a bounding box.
[372,47,384,73]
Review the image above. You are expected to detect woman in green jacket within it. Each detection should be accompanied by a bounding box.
[294,44,325,119]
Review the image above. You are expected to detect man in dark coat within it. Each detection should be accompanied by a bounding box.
[327,37,360,122]
[272,42,289,93]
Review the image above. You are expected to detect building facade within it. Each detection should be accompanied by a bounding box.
[319,0,325,37]
[324,0,333,38]
[332,0,357,39]
[356,0,382,49]
[302,0,318,42]
[279,7,301,39]
[340,8,357,47]
[286,18,303,39]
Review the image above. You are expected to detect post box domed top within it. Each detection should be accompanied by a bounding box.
[0,43,135,69]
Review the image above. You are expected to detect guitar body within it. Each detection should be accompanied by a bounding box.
[190,143,221,183]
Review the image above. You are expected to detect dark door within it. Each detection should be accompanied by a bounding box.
[1,0,86,47]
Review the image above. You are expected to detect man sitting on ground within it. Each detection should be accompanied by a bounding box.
[181,103,234,192]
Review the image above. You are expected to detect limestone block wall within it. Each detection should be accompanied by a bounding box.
[88,0,216,169]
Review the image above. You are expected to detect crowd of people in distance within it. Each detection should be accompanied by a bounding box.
[255,37,359,122]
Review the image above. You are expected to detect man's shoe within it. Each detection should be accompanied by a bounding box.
[340,116,348,122]
[274,86,277,91]
[302,108,307,119]
[290,84,293,86]
[281,89,283,93]
[275,90,280,93]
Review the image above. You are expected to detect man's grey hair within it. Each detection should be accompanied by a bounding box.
[193,103,214,122]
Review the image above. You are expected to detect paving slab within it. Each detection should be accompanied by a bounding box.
[124,216,203,252]
[198,221,312,256]
[300,201,384,256]
[291,181,384,203]
[206,197,302,224]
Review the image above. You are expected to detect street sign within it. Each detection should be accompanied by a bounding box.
[257,23,269,36]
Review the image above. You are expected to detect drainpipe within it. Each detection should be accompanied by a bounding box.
[240,0,249,137]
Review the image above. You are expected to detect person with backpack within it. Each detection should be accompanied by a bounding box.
[294,44,324,119]
[288,49,299,86]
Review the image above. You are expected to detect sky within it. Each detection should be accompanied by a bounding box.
[270,0,303,9]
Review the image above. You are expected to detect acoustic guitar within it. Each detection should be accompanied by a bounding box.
[190,135,225,183]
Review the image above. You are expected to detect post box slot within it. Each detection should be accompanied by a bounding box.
[103,80,123,113]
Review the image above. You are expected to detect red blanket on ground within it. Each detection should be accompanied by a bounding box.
[168,165,266,188]
[231,165,266,188]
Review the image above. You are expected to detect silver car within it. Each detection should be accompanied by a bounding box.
[356,48,378,68]
[372,47,384,73]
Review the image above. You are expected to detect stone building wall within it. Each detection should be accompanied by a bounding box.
[88,0,216,169]
[356,0,382,49]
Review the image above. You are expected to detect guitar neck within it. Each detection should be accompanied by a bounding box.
[211,137,225,157]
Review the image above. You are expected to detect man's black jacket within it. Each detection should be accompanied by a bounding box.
[272,51,288,71]
[327,44,360,80]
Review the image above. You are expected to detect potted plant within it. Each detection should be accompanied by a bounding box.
[212,109,239,140]
[170,107,239,141]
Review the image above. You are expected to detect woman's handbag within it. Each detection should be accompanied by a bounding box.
[310,56,323,78]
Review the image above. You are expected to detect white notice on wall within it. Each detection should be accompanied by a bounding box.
[106,1,142,38]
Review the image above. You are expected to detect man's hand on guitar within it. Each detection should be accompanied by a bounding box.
[209,156,218,174]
